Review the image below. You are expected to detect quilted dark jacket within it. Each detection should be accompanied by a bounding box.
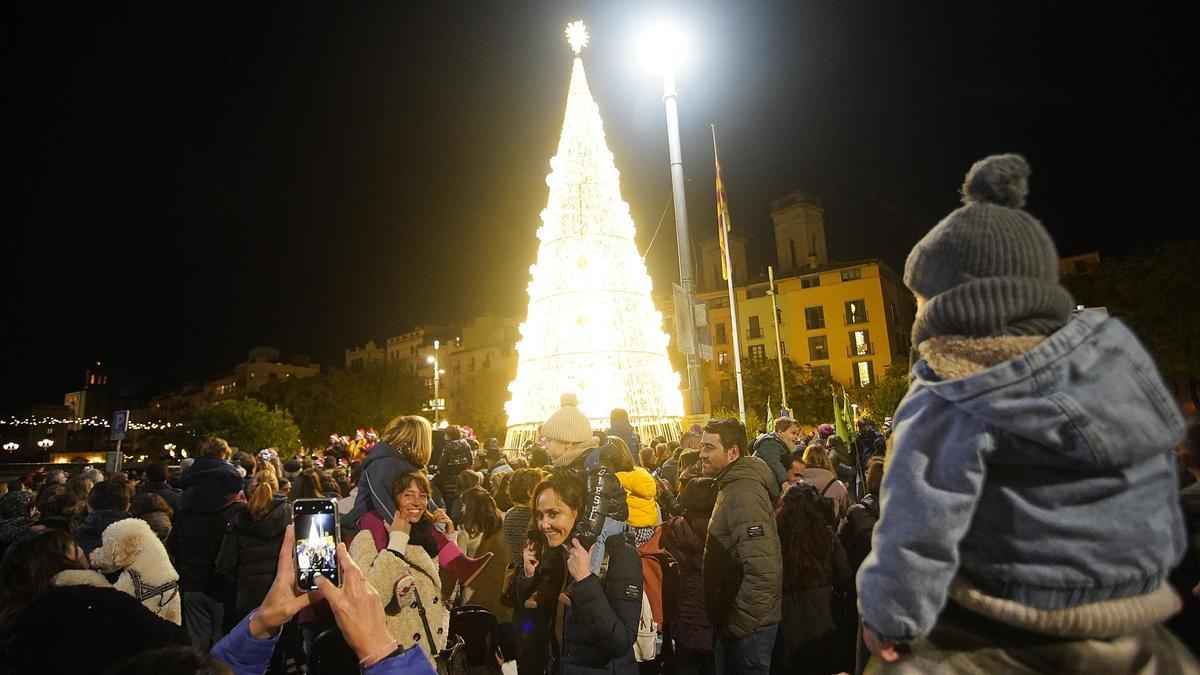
[703,456,782,639]
[555,532,642,674]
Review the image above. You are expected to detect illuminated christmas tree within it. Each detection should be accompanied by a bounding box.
[504,22,684,448]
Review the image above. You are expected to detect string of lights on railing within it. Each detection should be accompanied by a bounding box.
[0,416,184,431]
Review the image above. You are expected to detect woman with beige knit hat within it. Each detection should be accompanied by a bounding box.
[540,393,630,574]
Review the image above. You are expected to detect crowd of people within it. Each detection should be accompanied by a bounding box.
[0,154,1198,674]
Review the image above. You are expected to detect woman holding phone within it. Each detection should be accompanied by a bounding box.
[531,473,643,674]
[349,471,453,663]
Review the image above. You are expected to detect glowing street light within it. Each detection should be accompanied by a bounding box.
[2,442,17,453]
[636,20,703,415]
[37,438,54,452]
[426,339,445,424]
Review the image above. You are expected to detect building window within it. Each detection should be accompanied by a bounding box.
[801,276,820,288]
[719,379,732,402]
[805,306,825,330]
[748,316,763,339]
[748,344,767,361]
[889,302,899,324]
[854,360,875,387]
[468,357,476,373]
[845,299,868,324]
[483,356,491,370]
[718,351,729,371]
[715,323,727,344]
[808,335,829,361]
[848,329,872,356]
[811,365,832,379]
[776,308,783,325]
[746,286,768,299]
[841,268,861,281]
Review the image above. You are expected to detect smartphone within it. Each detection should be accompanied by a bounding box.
[293,498,341,590]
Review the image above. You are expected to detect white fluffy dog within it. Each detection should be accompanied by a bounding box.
[82,517,182,624]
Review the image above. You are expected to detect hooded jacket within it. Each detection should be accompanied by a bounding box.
[858,311,1188,643]
[179,457,244,513]
[616,467,658,528]
[346,441,423,526]
[216,496,291,613]
[703,455,782,639]
[751,432,791,486]
[75,509,132,557]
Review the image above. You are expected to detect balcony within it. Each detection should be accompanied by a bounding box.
[847,342,874,357]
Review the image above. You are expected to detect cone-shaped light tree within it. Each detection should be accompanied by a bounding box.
[504,22,684,448]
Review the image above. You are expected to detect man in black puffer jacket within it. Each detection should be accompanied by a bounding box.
[542,393,629,574]
[167,436,246,650]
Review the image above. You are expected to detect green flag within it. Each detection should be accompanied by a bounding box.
[833,390,852,447]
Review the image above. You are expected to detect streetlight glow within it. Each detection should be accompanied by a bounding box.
[637,22,689,74]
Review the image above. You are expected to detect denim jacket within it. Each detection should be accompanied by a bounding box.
[858,311,1186,642]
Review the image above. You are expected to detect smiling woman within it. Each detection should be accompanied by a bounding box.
[530,473,643,673]
[347,471,451,663]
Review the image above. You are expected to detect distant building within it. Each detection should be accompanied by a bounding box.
[63,361,113,427]
[343,315,518,424]
[148,347,320,415]
[696,191,916,410]
[344,340,386,370]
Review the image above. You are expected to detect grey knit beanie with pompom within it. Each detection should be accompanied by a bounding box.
[905,154,1075,346]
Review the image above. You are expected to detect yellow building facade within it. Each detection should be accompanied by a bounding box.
[698,260,914,407]
[694,191,915,411]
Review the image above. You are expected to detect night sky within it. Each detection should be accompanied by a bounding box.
[7,2,1196,414]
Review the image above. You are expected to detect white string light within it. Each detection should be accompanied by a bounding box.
[0,416,184,431]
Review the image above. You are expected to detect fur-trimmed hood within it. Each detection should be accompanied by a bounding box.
[913,311,1184,469]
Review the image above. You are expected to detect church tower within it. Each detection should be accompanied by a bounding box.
[771,190,827,271]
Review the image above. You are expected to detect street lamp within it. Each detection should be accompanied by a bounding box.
[2,442,17,453]
[38,438,54,453]
[426,339,444,424]
[164,443,177,459]
[638,21,703,416]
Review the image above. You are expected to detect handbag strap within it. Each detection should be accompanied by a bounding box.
[410,585,440,653]
[819,477,838,498]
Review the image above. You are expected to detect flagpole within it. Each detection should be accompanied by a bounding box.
[768,265,788,413]
[711,124,746,422]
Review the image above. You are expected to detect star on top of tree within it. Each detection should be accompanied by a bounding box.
[565,20,589,55]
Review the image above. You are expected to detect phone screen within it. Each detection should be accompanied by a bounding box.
[293,498,340,590]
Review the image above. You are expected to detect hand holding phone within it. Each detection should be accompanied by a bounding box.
[293,498,341,591]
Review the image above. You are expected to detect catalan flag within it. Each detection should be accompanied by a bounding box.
[713,125,732,281]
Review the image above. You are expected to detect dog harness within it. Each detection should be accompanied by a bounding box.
[129,569,179,611]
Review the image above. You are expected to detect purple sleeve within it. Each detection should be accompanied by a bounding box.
[210,611,281,675]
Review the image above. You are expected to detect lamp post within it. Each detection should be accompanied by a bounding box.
[164,443,176,460]
[639,23,703,416]
[37,438,54,455]
[426,339,443,425]
[2,442,17,454]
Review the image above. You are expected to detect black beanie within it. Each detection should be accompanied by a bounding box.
[904,154,1074,346]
